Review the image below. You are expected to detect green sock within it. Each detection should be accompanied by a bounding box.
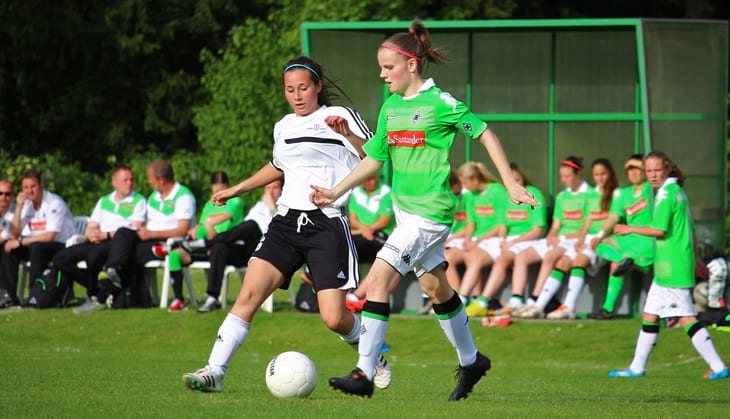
[168,251,182,271]
[603,275,624,312]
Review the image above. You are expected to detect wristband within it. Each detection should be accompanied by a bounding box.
[558,235,566,241]
[596,230,605,239]
[18,236,24,246]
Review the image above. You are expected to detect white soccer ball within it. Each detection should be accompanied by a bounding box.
[265,351,317,398]
[693,281,709,312]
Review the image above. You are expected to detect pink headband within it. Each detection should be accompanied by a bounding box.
[380,43,422,61]
[561,160,582,171]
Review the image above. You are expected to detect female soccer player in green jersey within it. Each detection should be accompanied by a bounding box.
[310,20,538,400]
[445,161,506,303]
[520,158,618,320]
[589,155,654,319]
[464,162,546,318]
[608,151,728,380]
[507,156,589,316]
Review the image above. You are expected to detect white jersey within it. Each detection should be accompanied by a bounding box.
[0,202,16,240]
[89,191,147,232]
[19,190,76,243]
[146,182,196,232]
[244,200,274,234]
[272,105,372,215]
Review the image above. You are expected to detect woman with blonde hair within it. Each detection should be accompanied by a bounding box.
[445,161,505,302]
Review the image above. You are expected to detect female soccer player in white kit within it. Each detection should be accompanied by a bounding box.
[182,56,392,392]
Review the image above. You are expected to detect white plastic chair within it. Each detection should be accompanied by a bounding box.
[146,256,194,309]
[174,261,273,312]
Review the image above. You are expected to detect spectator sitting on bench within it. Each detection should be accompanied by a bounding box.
[0,169,75,309]
[51,165,147,313]
[98,160,195,308]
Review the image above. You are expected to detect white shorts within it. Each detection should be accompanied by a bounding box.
[376,205,451,277]
[510,237,576,260]
[477,235,518,261]
[444,236,476,250]
[643,282,697,318]
[444,237,465,250]
[508,239,545,258]
[563,234,599,274]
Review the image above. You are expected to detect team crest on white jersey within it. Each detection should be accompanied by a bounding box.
[308,123,328,135]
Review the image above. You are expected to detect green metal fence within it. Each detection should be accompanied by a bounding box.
[302,19,728,247]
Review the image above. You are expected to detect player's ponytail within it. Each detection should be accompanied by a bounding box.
[408,20,447,65]
[381,20,447,75]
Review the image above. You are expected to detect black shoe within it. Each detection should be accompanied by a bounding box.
[448,352,491,401]
[329,368,374,398]
[588,309,615,320]
[0,293,20,309]
[612,258,635,277]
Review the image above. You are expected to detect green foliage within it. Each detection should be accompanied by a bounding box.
[0,152,105,216]
[195,18,294,210]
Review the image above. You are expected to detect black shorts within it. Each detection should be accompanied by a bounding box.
[252,208,359,291]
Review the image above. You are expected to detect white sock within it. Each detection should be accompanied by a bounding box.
[339,312,361,347]
[356,315,388,380]
[208,313,250,376]
[564,275,585,311]
[437,307,478,366]
[689,326,727,372]
[629,328,658,373]
[535,276,562,310]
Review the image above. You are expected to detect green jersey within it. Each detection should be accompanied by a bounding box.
[348,184,395,235]
[651,178,694,288]
[609,182,653,226]
[451,193,468,234]
[363,79,488,225]
[584,186,610,234]
[465,183,507,237]
[196,196,244,238]
[504,185,546,236]
[553,182,589,236]
[601,181,654,266]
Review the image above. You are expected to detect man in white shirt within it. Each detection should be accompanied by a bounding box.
[0,170,75,308]
[99,160,195,307]
[50,165,146,313]
[0,179,16,247]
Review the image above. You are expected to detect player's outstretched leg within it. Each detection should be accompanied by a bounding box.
[448,351,492,401]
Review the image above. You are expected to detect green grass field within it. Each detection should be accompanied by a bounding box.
[2,278,728,418]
